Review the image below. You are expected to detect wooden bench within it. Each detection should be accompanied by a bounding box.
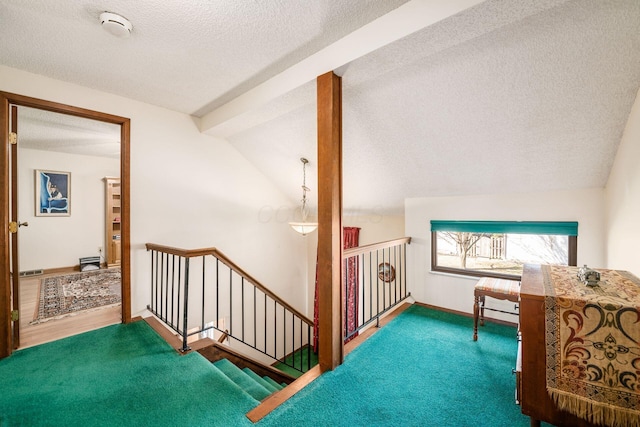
[473,277,520,341]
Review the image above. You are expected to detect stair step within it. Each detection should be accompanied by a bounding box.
[242,368,281,393]
[213,359,271,401]
[261,375,285,391]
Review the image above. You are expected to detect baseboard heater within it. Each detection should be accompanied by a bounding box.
[19,269,44,277]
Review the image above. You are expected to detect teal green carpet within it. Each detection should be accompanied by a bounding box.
[258,305,534,427]
[1,306,547,426]
[0,321,256,427]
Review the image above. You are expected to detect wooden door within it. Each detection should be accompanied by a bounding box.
[9,105,20,349]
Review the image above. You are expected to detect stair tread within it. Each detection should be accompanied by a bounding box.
[213,359,271,401]
[242,368,280,393]
[209,364,260,405]
[261,375,285,391]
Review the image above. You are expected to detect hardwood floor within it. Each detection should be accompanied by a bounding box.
[18,272,121,349]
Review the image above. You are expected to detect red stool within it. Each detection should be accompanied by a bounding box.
[473,277,520,341]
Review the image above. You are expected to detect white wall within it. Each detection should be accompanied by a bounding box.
[605,89,640,277]
[1,65,308,318]
[405,189,605,320]
[345,213,405,246]
[17,148,119,270]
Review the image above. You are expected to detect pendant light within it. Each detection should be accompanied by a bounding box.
[289,158,318,236]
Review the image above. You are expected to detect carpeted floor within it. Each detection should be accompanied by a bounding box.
[259,304,533,426]
[1,304,540,426]
[0,321,256,427]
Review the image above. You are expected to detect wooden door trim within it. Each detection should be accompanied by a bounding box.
[0,91,132,358]
[0,94,10,357]
[10,105,19,349]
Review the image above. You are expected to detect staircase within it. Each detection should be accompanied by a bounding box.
[196,340,301,406]
[212,358,287,402]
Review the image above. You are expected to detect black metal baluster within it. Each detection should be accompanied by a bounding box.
[150,250,155,314]
[376,249,380,321]
[382,249,387,312]
[167,254,172,324]
[170,255,175,329]
[360,253,364,330]
[160,253,165,322]
[299,317,302,372]
[176,256,182,332]
[241,277,245,342]
[291,313,302,370]
[307,324,311,371]
[403,243,407,298]
[394,244,398,304]
[215,258,219,329]
[201,255,206,331]
[253,286,257,347]
[369,251,372,323]
[401,243,404,299]
[229,269,233,336]
[182,257,190,352]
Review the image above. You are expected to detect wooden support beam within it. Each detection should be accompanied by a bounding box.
[316,71,343,371]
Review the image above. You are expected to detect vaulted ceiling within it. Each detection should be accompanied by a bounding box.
[2,0,639,215]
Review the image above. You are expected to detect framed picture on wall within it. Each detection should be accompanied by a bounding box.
[35,169,70,216]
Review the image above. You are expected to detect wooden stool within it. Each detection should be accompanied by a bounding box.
[473,277,520,341]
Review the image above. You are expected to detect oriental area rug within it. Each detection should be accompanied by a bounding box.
[31,268,121,324]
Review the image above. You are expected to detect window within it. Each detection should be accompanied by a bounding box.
[430,221,578,280]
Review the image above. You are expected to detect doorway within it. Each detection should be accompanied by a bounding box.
[0,91,131,358]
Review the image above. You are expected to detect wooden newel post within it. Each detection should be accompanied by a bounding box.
[317,71,343,371]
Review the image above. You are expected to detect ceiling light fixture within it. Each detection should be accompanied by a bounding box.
[289,158,318,236]
[100,12,133,38]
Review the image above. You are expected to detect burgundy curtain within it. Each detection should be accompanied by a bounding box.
[313,227,360,352]
[343,227,360,343]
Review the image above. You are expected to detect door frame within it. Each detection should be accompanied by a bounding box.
[0,91,131,358]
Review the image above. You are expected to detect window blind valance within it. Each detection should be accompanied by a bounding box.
[430,221,578,236]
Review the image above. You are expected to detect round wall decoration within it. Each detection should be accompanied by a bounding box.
[377,262,396,283]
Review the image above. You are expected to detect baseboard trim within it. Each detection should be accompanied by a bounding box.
[414,302,518,328]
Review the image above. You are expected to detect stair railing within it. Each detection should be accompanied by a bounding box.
[145,243,314,373]
[343,237,411,341]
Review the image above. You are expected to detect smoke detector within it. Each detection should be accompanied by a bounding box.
[100,12,132,38]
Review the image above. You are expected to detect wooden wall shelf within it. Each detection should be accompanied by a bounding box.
[104,177,121,268]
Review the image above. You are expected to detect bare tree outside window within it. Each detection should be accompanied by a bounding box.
[434,231,573,279]
[440,232,491,268]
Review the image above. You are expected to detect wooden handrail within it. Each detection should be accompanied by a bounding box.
[145,243,218,258]
[343,237,411,258]
[145,243,313,326]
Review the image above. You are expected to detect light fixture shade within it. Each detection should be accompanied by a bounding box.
[289,222,318,236]
[289,157,317,236]
[100,12,133,38]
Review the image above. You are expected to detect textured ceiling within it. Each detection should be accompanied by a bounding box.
[17,107,121,159]
[2,0,640,215]
[0,0,408,115]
